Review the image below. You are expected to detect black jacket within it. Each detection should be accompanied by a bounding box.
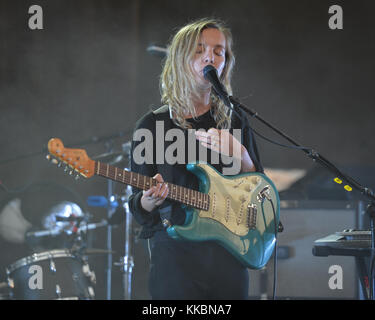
[128,105,263,239]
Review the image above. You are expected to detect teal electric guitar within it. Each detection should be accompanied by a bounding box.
[47,138,280,269]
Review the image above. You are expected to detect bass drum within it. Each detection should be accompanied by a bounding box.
[0,282,11,300]
[6,249,95,300]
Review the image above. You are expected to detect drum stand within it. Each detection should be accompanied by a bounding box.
[103,139,115,300]
[106,179,114,300]
[118,142,134,300]
[101,140,134,300]
[115,185,134,300]
[105,140,134,300]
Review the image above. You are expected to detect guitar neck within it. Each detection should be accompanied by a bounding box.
[94,161,209,211]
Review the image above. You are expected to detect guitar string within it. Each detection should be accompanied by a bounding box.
[97,163,209,210]
[97,163,268,230]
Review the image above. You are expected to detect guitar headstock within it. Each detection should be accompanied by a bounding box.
[47,138,95,179]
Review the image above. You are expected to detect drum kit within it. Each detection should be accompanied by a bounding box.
[1,141,135,300]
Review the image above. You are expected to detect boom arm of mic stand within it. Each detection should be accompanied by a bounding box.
[228,96,375,201]
[229,95,375,299]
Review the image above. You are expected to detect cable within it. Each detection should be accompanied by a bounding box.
[229,101,285,300]
[229,102,370,196]
[147,238,152,261]
[227,101,314,153]
[260,197,278,300]
[252,127,312,152]
[268,198,278,300]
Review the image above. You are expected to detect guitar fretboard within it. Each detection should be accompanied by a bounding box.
[95,161,209,211]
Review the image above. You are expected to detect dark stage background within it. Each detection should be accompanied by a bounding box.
[0,0,374,299]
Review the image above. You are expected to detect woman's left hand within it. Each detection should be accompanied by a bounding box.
[194,128,241,158]
[194,128,255,172]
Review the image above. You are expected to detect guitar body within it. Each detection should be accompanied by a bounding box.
[167,162,280,269]
[46,138,280,270]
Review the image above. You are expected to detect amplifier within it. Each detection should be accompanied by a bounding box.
[248,200,366,299]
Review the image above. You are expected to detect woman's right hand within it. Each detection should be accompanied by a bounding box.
[140,173,169,212]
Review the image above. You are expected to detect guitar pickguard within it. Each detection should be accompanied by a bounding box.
[197,164,265,237]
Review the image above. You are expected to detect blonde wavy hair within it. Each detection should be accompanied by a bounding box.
[160,18,235,129]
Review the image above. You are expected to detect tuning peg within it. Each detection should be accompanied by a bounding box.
[57,162,62,167]
[46,155,59,165]
[74,174,80,180]
[64,165,69,172]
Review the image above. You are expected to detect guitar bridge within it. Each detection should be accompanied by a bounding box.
[247,204,257,229]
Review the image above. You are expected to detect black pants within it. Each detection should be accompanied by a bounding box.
[148,231,249,300]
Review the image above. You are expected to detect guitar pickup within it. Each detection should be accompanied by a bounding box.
[247,203,257,229]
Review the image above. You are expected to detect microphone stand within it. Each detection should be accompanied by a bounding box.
[114,186,135,300]
[104,139,115,300]
[112,143,134,300]
[120,143,134,300]
[228,95,375,300]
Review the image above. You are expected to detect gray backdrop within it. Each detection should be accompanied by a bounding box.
[0,0,374,299]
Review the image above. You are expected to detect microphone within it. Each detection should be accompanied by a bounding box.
[203,65,232,107]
